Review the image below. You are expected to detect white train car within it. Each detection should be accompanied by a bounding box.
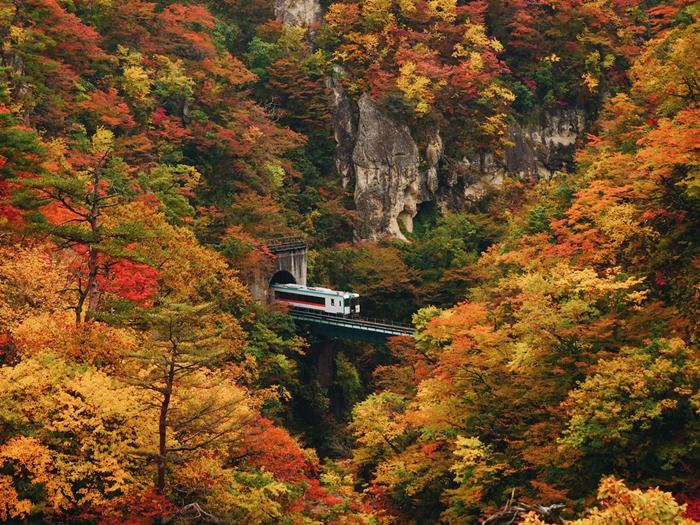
[271,283,360,317]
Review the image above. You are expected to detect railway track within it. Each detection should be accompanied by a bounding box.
[288,307,415,337]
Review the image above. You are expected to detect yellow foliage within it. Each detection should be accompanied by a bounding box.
[567,477,699,525]
[561,338,700,452]
[176,455,290,522]
[0,437,59,521]
[480,113,510,141]
[8,25,26,45]
[117,45,153,101]
[631,19,700,116]
[122,65,153,100]
[0,243,71,333]
[480,85,516,104]
[453,25,503,58]
[396,61,435,116]
[154,55,195,99]
[373,444,451,497]
[398,0,416,15]
[168,367,255,452]
[494,263,647,369]
[582,71,599,92]
[468,50,484,70]
[350,392,408,464]
[462,21,492,49]
[12,311,137,369]
[0,475,31,522]
[91,126,114,155]
[447,436,511,510]
[427,0,457,22]
[361,0,393,20]
[335,32,382,64]
[597,202,657,251]
[412,377,471,431]
[0,354,156,515]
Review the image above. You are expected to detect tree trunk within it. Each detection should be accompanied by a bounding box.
[83,158,104,322]
[157,345,177,494]
[84,246,100,322]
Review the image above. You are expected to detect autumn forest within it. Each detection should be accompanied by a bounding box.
[0,0,699,523]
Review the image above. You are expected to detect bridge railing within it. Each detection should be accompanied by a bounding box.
[288,307,415,334]
[266,236,307,252]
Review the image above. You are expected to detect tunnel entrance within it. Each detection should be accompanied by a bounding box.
[270,270,296,286]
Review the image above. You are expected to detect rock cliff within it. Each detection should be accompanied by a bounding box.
[333,87,586,239]
[329,74,357,189]
[274,0,322,28]
[350,94,440,240]
[437,109,586,210]
[505,109,585,177]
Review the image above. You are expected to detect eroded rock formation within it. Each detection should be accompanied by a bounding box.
[332,88,586,239]
[505,109,586,177]
[351,94,440,240]
[329,74,357,189]
[274,0,322,28]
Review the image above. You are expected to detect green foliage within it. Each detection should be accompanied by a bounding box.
[561,338,700,482]
[402,212,497,304]
[138,164,201,223]
[333,352,363,414]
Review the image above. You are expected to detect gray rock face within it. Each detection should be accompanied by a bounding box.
[274,0,322,28]
[437,108,586,208]
[329,74,357,189]
[331,90,586,239]
[505,109,585,177]
[351,94,440,241]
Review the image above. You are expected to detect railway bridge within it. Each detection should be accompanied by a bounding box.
[250,236,415,341]
[289,307,414,342]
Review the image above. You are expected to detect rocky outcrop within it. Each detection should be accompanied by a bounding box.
[436,109,586,209]
[274,0,322,28]
[351,94,440,241]
[505,109,585,177]
[275,0,587,242]
[332,90,586,239]
[329,74,357,189]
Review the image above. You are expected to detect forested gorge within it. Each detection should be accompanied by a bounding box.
[0,0,698,523]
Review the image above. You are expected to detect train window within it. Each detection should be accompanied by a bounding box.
[331,299,335,305]
[274,290,325,306]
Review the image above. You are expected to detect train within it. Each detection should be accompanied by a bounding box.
[271,283,360,317]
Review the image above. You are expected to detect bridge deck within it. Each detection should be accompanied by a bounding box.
[288,307,415,338]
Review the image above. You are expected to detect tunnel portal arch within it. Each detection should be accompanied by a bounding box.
[270,270,296,286]
[247,237,308,302]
